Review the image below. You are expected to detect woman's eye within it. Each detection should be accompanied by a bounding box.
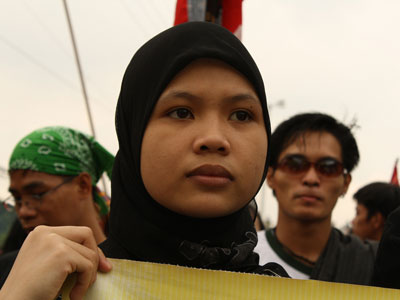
[168,108,193,119]
[230,110,252,122]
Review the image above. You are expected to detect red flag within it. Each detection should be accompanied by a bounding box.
[174,0,243,40]
[390,159,399,186]
[174,0,189,25]
[222,0,242,39]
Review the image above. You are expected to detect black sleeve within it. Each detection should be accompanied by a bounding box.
[0,250,18,288]
[371,206,400,288]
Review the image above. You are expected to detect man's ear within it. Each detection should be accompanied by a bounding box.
[266,167,275,189]
[371,212,385,230]
[76,172,93,196]
[341,173,352,196]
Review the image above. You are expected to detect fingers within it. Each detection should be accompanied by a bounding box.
[1,225,112,300]
[62,237,99,286]
[36,225,98,250]
[98,247,113,273]
[68,255,95,300]
[64,246,111,300]
[40,227,112,299]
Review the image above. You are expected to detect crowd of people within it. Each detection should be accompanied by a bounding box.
[0,21,400,299]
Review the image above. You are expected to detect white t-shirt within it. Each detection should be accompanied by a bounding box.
[255,230,310,279]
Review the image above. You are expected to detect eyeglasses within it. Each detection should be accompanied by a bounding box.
[276,154,347,177]
[3,176,75,211]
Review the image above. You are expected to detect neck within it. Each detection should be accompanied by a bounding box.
[275,212,332,264]
[78,205,107,244]
[369,229,383,242]
[85,216,107,244]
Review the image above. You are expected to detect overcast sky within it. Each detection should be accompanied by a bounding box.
[1,0,399,228]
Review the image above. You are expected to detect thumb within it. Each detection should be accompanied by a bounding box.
[97,248,112,273]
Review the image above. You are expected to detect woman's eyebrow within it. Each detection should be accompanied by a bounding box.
[228,93,259,103]
[158,91,201,103]
[159,91,259,104]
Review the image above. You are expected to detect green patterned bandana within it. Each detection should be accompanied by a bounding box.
[9,126,114,215]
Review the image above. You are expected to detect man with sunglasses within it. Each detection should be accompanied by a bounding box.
[255,113,377,285]
[0,126,114,287]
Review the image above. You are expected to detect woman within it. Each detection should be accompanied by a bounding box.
[0,22,287,300]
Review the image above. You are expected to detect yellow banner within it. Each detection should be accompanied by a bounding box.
[61,258,399,299]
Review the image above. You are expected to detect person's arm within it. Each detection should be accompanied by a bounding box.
[0,225,112,300]
[371,206,400,288]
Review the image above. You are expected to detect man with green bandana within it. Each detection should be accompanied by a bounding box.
[6,126,114,244]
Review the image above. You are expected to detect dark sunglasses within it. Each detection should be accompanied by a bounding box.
[276,154,347,177]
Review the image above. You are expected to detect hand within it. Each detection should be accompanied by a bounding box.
[0,225,112,300]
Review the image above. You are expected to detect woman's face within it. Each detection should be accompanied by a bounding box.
[140,59,268,218]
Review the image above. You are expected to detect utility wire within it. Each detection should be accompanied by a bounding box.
[148,0,173,25]
[152,0,176,27]
[22,0,72,59]
[118,0,154,38]
[137,0,168,29]
[0,32,113,114]
[0,33,78,91]
[20,0,115,110]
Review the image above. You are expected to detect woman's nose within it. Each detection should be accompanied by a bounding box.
[192,122,231,155]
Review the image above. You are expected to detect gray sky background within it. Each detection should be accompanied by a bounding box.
[1,0,399,228]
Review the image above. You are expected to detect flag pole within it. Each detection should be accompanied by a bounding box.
[62,0,95,138]
[62,0,108,195]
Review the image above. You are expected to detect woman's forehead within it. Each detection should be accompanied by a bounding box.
[158,58,259,100]
[172,58,248,79]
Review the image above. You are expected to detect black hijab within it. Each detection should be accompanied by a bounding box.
[100,22,273,273]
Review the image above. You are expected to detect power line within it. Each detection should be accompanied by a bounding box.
[0,33,78,91]
[0,32,113,114]
[2,1,114,113]
[22,0,72,59]
[137,0,169,28]
[118,0,155,38]
[150,0,174,25]
[148,0,173,26]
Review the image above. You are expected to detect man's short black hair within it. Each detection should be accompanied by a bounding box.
[270,112,360,173]
[354,182,400,219]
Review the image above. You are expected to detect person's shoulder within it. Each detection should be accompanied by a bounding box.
[332,228,378,255]
[256,229,268,244]
[0,250,19,289]
[254,229,274,254]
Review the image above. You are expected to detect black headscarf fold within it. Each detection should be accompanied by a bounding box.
[101,22,272,272]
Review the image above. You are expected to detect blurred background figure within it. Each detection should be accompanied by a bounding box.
[1,126,114,254]
[352,182,400,241]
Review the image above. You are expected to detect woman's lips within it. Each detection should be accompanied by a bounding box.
[187,164,233,187]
